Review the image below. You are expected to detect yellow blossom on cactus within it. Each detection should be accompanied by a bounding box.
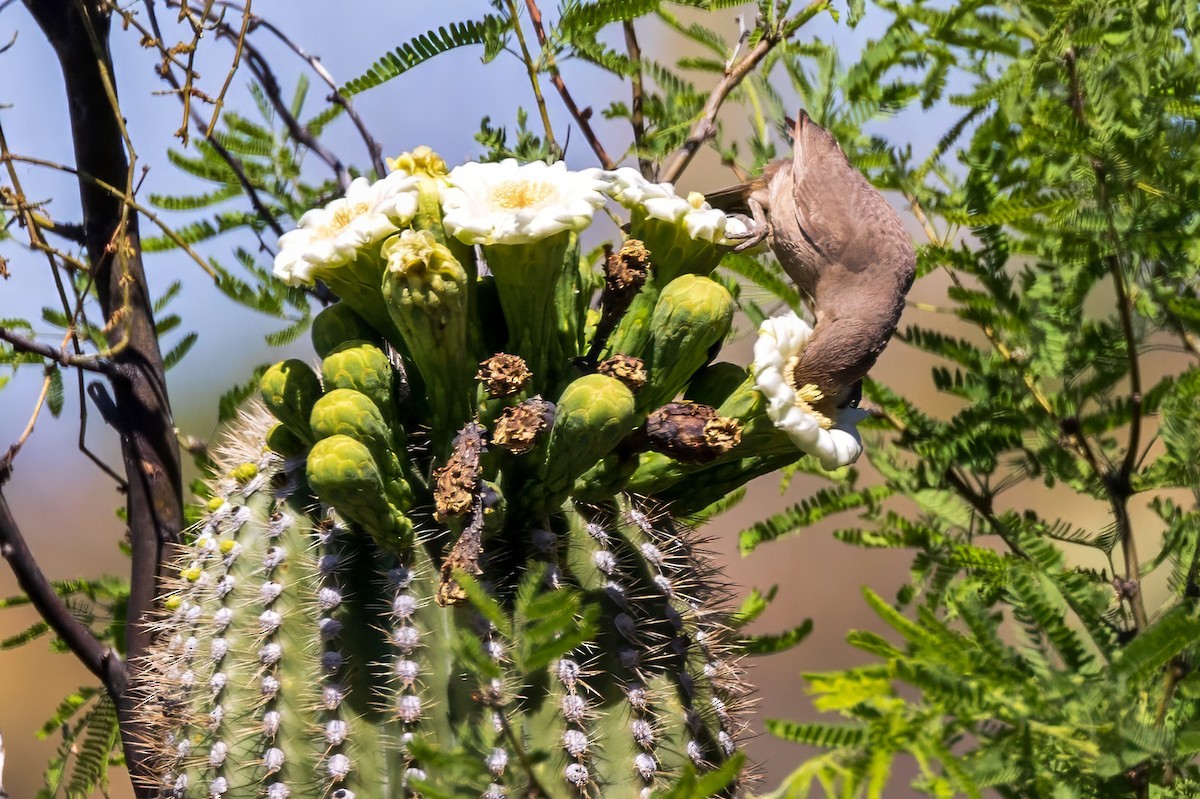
[180,565,202,582]
[218,539,237,555]
[753,311,867,469]
[384,229,458,278]
[206,497,226,513]
[387,145,448,178]
[273,172,421,286]
[439,159,608,245]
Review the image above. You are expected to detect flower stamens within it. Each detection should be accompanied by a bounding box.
[491,180,558,210]
[783,355,832,429]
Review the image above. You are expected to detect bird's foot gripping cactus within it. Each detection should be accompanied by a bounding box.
[138,151,869,799]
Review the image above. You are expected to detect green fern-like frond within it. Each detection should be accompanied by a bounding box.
[341,17,508,96]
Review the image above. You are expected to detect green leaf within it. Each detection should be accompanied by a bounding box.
[766,719,866,748]
[162,331,198,371]
[743,618,813,655]
[1111,605,1200,683]
[341,17,507,96]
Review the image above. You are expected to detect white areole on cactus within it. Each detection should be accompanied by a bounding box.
[753,310,868,470]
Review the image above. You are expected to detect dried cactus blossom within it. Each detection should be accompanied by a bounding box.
[140,151,871,799]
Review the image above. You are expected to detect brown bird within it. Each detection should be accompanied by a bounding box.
[713,111,916,419]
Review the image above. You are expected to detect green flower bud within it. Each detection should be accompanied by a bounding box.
[310,388,395,462]
[537,374,636,510]
[264,422,305,458]
[638,274,734,412]
[259,359,322,443]
[321,341,396,424]
[383,229,474,449]
[310,388,413,509]
[311,302,381,358]
[306,434,413,549]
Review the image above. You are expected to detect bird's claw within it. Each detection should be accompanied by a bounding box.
[723,213,770,252]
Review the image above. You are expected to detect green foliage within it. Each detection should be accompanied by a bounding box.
[340,16,509,96]
[745,0,1200,796]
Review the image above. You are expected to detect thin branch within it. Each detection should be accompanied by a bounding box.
[0,327,123,376]
[166,0,353,189]
[1063,44,1149,634]
[203,0,252,139]
[200,0,387,176]
[22,7,185,793]
[506,0,558,156]
[134,0,287,238]
[0,365,53,479]
[2,152,219,279]
[524,0,613,168]
[660,1,828,185]
[622,19,650,177]
[0,492,126,693]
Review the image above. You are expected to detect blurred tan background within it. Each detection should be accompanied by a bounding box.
[0,3,1176,797]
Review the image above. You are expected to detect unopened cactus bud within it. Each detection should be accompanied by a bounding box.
[309,389,413,510]
[387,145,448,178]
[260,359,323,444]
[311,303,381,358]
[383,229,473,446]
[537,374,636,510]
[638,275,734,412]
[307,434,412,549]
[320,342,397,425]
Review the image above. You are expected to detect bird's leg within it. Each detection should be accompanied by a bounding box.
[723,196,771,252]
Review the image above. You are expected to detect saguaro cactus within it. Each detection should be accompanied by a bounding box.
[138,152,868,798]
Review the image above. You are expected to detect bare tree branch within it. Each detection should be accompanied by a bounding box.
[0,493,127,694]
[659,2,828,185]
[22,2,185,792]
[523,0,614,168]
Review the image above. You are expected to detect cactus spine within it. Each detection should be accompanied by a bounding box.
[140,155,847,798]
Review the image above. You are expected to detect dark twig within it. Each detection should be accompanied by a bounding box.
[204,1,387,176]
[137,0,287,238]
[622,19,650,177]
[507,0,559,156]
[23,4,184,793]
[0,492,127,697]
[660,2,827,184]
[0,327,123,376]
[164,0,352,189]
[523,0,613,168]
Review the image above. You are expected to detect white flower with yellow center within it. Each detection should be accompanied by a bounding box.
[274,172,420,286]
[604,167,740,243]
[439,159,609,246]
[753,311,867,469]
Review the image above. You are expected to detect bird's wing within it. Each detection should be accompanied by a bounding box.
[790,112,911,276]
